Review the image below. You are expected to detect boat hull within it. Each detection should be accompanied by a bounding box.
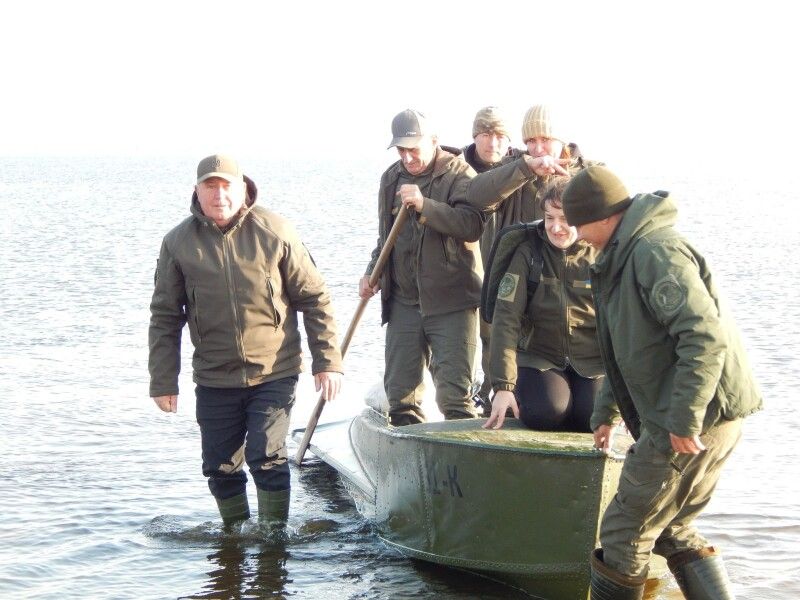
[294,408,665,599]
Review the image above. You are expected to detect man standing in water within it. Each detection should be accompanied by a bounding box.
[149,154,343,529]
[561,166,762,599]
[359,109,483,426]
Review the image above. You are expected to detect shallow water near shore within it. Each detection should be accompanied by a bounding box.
[1,156,797,599]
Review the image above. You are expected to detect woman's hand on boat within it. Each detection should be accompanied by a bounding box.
[482,390,519,430]
[152,395,178,413]
[315,371,342,402]
[359,275,380,299]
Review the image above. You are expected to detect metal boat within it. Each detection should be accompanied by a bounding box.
[292,407,666,599]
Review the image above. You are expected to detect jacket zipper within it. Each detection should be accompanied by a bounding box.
[222,235,247,384]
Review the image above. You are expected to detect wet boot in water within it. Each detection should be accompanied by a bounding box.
[590,548,647,600]
[257,488,290,532]
[215,493,250,526]
[668,546,735,600]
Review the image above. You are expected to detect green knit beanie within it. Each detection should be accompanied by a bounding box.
[562,165,632,226]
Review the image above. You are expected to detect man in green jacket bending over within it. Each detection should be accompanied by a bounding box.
[562,166,762,600]
[149,154,343,529]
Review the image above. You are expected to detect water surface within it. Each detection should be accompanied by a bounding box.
[0,157,796,599]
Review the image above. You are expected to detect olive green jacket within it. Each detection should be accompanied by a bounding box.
[489,222,602,392]
[589,192,762,453]
[149,176,342,396]
[466,151,591,269]
[367,146,483,323]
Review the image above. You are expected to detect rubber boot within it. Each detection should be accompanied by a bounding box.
[215,493,250,526]
[590,548,647,600]
[668,546,735,600]
[257,488,290,530]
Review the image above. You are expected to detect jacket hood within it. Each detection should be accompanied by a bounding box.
[593,191,676,278]
[190,174,258,224]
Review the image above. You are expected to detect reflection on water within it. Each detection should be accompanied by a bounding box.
[0,158,798,599]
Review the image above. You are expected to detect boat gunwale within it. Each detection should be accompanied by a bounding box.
[369,419,623,461]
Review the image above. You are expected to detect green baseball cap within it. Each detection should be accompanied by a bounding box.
[196,154,243,184]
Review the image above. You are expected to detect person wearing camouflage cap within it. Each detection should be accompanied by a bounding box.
[466,104,595,413]
[467,103,596,257]
[561,165,762,599]
[359,109,484,426]
[462,106,518,174]
[461,106,525,412]
[149,154,343,530]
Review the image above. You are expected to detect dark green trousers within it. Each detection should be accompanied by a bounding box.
[384,301,478,425]
[599,418,743,577]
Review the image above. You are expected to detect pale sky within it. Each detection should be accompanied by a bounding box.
[2,0,796,178]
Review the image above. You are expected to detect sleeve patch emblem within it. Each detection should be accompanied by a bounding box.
[652,275,686,316]
[497,273,519,302]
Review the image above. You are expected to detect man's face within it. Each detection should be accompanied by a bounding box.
[575,219,613,250]
[397,136,437,175]
[525,136,564,159]
[195,176,247,227]
[474,131,510,164]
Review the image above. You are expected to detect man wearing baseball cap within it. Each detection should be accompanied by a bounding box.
[562,165,762,599]
[149,154,343,531]
[359,109,484,425]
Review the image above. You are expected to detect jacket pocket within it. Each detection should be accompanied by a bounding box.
[266,274,283,330]
[616,437,679,514]
[440,236,452,264]
[190,287,203,343]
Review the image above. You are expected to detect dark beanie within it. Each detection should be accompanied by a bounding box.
[562,165,632,226]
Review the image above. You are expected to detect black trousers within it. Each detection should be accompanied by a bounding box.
[516,366,602,433]
[195,376,298,500]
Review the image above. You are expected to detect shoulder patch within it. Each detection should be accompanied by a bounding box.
[652,275,686,316]
[497,273,519,302]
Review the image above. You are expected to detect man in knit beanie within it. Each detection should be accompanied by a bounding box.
[462,106,516,174]
[467,103,590,227]
[467,104,595,415]
[461,107,525,413]
[561,165,762,599]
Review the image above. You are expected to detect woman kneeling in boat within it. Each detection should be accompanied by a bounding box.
[483,177,603,431]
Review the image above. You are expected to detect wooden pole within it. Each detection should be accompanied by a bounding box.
[294,207,410,464]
